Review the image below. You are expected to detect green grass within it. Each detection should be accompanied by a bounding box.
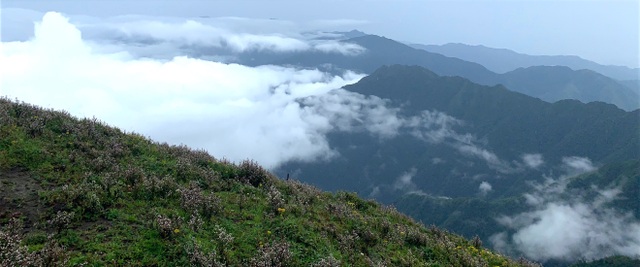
[0,97,540,266]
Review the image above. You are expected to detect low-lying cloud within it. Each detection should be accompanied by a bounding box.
[491,156,640,262]
[521,153,544,169]
[407,111,516,174]
[562,156,596,176]
[394,168,419,192]
[479,181,492,196]
[1,12,375,168]
[75,13,365,58]
[3,8,366,58]
[0,11,507,172]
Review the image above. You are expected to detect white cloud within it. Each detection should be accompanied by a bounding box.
[562,156,596,175]
[406,110,516,174]
[491,157,640,262]
[299,89,404,139]
[479,181,492,196]
[69,13,366,56]
[0,12,376,168]
[393,168,421,194]
[312,41,366,56]
[522,153,544,169]
[456,144,512,173]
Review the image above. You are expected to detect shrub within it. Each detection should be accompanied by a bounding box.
[47,211,75,234]
[52,181,104,216]
[212,225,234,263]
[177,182,221,218]
[187,213,204,232]
[139,175,179,200]
[311,255,341,267]
[404,227,428,246]
[285,180,321,207]
[238,160,269,187]
[156,214,175,238]
[185,237,225,267]
[248,240,292,267]
[471,235,482,249]
[0,218,34,266]
[266,185,285,214]
[0,218,69,266]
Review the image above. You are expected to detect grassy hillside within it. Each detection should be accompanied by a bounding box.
[0,97,539,266]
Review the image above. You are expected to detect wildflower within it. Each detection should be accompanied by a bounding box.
[174,229,180,234]
[277,207,285,214]
[267,230,272,235]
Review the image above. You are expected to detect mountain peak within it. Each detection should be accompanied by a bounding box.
[370,64,440,78]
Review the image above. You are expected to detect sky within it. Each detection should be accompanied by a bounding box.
[2,0,638,68]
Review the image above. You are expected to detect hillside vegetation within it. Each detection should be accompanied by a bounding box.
[0,97,539,266]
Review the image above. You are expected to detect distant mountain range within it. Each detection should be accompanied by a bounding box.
[412,43,640,81]
[275,65,640,265]
[234,34,639,111]
[498,66,639,111]
[181,32,640,264]
[278,64,639,199]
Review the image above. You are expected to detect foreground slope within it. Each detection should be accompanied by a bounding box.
[0,98,537,266]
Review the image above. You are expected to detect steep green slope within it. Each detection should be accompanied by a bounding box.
[0,98,539,266]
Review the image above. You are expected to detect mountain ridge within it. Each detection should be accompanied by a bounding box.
[277,64,640,265]
[412,42,639,81]
[259,34,639,110]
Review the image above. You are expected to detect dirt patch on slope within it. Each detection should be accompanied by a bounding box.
[0,168,47,228]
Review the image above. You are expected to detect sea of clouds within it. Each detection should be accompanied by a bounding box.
[2,10,638,264]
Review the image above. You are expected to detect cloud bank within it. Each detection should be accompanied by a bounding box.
[491,157,640,262]
[0,12,506,171]
[0,12,374,168]
[3,8,366,58]
[77,14,366,58]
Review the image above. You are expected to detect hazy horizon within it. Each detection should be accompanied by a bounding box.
[2,0,639,68]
